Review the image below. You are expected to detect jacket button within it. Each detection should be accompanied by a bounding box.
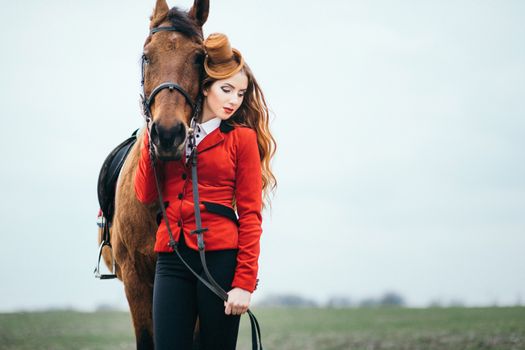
[178,193,183,199]
[182,173,187,180]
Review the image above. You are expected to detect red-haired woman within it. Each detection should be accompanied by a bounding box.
[134,33,276,349]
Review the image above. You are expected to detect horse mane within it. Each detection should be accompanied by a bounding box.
[158,7,202,39]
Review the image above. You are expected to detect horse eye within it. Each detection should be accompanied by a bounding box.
[142,54,150,64]
[194,53,204,65]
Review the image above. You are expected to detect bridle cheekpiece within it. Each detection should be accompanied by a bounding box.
[140,26,203,126]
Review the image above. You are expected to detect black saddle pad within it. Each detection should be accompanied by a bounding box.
[97,129,139,223]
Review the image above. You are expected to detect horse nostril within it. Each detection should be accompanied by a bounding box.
[156,121,185,149]
[150,122,160,146]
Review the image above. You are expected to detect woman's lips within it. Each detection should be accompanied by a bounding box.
[223,107,234,114]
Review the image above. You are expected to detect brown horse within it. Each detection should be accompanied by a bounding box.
[98,0,208,348]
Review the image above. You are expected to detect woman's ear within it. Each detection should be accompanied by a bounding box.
[202,87,208,96]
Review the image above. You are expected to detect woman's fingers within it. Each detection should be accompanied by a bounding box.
[225,288,251,315]
[224,301,248,315]
[224,300,232,315]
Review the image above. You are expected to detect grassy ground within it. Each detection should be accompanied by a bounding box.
[0,307,524,349]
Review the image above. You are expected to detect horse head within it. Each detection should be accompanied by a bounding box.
[142,0,209,161]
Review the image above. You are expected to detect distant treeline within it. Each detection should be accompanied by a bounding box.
[90,292,519,311]
[256,291,407,308]
[254,292,481,308]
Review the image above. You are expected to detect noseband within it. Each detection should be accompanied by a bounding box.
[140,26,202,124]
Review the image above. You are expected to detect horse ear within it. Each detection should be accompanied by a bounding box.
[188,0,209,27]
[150,0,170,29]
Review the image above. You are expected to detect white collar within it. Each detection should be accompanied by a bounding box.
[198,117,221,135]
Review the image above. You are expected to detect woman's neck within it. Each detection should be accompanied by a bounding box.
[200,103,215,124]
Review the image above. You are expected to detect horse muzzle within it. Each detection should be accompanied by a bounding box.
[150,121,187,161]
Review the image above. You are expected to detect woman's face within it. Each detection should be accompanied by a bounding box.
[202,71,249,122]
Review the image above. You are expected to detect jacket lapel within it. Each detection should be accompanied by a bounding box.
[197,127,224,154]
[197,120,235,154]
[183,120,234,167]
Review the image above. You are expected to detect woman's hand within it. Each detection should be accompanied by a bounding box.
[224,287,251,315]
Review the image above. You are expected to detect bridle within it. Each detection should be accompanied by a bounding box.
[140,26,202,126]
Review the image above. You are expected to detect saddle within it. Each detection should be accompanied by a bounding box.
[94,129,138,280]
[97,129,139,223]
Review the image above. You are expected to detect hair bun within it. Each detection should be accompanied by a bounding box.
[204,33,244,79]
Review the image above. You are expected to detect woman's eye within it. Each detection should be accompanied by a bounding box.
[221,87,231,93]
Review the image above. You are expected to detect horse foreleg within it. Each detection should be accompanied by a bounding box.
[193,318,201,350]
[122,262,155,350]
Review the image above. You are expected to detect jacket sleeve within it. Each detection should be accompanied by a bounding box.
[231,128,263,293]
[134,130,162,205]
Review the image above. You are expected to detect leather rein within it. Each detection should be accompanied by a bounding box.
[143,25,264,350]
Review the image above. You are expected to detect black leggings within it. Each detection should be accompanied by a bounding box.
[153,231,241,349]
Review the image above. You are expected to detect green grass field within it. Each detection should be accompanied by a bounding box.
[1,307,524,349]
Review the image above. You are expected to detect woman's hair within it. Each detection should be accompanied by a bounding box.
[201,63,277,210]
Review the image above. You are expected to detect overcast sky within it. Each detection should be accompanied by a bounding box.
[0,0,524,312]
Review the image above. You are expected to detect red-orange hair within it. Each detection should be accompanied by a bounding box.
[202,63,277,210]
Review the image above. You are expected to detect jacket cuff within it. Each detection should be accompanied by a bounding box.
[231,277,259,293]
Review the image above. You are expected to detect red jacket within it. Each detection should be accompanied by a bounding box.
[134,121,263,293]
